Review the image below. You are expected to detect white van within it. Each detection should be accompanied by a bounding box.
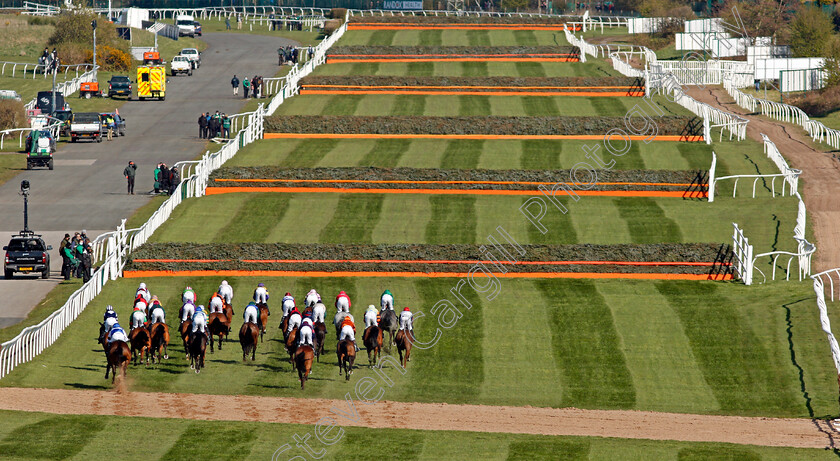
[175,14,196,37]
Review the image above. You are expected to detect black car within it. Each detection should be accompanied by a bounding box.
[193,21,202,36]
[108,76,132,98]
[4,234,51,279]
[52,109,72,137]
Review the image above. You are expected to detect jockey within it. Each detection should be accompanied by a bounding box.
[399,307,414,333]
[305,289,321,308]
[339,316,358,350]
[181,301,195,323]
[380,290,394,312]
[132,298,147,328]
[243,301,260,326]
[218,280,234,304]
[107,323,128,344]
[298,317,314,346]
[134,294,148,312]
[149,302,165,325]
[364,305,378,328]
[312,301,326,323]
[286,307,302,334]
[136,282,151,303]
[253,283,269,305]
[182,286,196,304]
[335,291,351,313]
[302,306,314,321]
[208,292,225,314]
[282,293,295,317]
[103,306,119,333]
[191,305,209,338]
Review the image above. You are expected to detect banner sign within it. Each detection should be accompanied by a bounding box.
[382,1,423,9]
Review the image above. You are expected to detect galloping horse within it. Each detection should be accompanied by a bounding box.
[313,321,326,361]
[149,322,170,364]
[105,340,131,384]
[294,345,315,389]
[336,339,356,381]
[285,326,298,364]
[189,333,207,373]
[208,311,231,353]
[379,309,398,349]
[97,322,108,353]
[362,325,383,367]
[128,326,151,366]
[179,319,192,358]
[256,302,270,342]
[395,329,413,368]
[333,311,350,338]
[239,322,260,362]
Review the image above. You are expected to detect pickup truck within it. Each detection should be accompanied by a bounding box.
[70,112,104,143]
[179,48,201,69]
[4,233,52,279]
[108,75,132,98]
[170,55,192,76]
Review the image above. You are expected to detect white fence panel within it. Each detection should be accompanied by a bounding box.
[747,45,791,65]
[754,57,825,81]
[684,18,723,33]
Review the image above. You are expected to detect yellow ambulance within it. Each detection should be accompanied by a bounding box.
[136,65,166,101]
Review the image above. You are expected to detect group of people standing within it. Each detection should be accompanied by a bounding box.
[230,74,265,99]
[59,231,92,281]
[197,111,231,139]
[154,163,180,195]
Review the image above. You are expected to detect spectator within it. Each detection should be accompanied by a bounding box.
[154,163,162,194]
[59,233,71,279]
[222,114,231,138]
[81,246,92,283]
[61,238,76,280]
[105,114,115,141]
[243,77,251,99]
[198,112,208,139]
[231,75,240,96]
[169,166,180,195]
[225,16,231,30]
[237,14,242,30]
[124,160,136,195]
[159,163,170,194]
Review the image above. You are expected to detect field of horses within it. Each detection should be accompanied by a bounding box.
[3,18,836,459]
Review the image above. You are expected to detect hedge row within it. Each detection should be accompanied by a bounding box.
[301,75,643,89]
[328,45,578,56]
[209,167,702,191]
[347,16,572,25]
[263,115,703,136]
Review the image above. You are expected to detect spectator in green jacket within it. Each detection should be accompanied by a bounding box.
[154,163,162,194]
[243,77,250,99]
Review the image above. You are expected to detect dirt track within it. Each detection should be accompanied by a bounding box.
[0,387,836,449]
[686,87,840,271]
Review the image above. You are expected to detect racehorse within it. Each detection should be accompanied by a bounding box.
[294,345,315,389]
[239,322,260,362]
[333,311,350,338]
[179,319,192,358]
[105,340,131,384]
[379,309,399,350]
[149,322,170,364]
[313,321,326,361]
[285,326,298,364]
[97,322,108,353]
[189,332,207,373]
[128,326,151,366]
[256,302,269,342]
[362,325,383,367]
[208,312,231,353]
[336,339,356,381]
[395,329,413,368]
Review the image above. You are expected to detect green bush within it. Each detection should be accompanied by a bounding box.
[48,10,129,70]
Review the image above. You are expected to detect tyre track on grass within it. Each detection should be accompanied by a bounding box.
[0,387,836,449]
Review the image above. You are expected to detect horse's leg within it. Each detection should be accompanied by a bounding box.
[209,333,215,354]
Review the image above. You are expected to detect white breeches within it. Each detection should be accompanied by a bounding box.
[192,316,207,333]
[254,289,268,304]
[134,300,147,311]
[137,289,150,303]
[182,291,195,304]
[181,304,195,322]
[109,331,128,343]
[380,294,393,311]
[399,315,413,330]
[131,311,146,329]
[104,317,117,332]
[219,287,233,304]
[298,326,313,345]
[286,314,301,334]
[283,299,295,316]
[150,308,165,325]
[339,325,355,342]
[243,306,259,324]
[305,293,319,308]
[364,311,378,328]
[209,297,224,313]
[336,297,350,313]
[313,303,326,323]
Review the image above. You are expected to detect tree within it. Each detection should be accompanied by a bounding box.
[789,7,834,57]
[719,0,795,42]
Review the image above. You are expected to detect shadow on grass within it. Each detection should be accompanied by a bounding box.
[64,382,109,390]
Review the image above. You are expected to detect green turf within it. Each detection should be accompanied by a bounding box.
[1,277,836,418]
[0,409,835,460]
[313,59,619,77]
[336,28,568,47]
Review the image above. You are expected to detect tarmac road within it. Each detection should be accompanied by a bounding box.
[0,32,295,329]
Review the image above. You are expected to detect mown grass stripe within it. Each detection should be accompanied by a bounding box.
[521,96,559,116]
[418,29,443,46]
[407,61,434,76]
[322,94,365,115]
[349,62,380,75]
[320,195,384,243]
[466,29,492,46]
[588,96,625,116]
[515,61,546,77]
[440,139,484,169]
[162,422,255,459]
[371,195,431,243]
[426,195,476,244]
[461,61,489,77]
[523,195,579,244]
[617,142,645,169]
[359,138,411,167]
[521,139,561,169]
[458,95,491,115]
[150,195,243,243]
[338,431,424,460]
[390,94,426,116]
[679,143,726,175]
[367,29,397,46]
[214,195,291,243]
[507,437,590,460]
[280,139,340,168]
[0,415,105,460]
[513,30,539,46]
[615,197,683,243]
[655,281,801,414]
[677,445,762,461]
[535,279,636,408]
[266,195,340,243]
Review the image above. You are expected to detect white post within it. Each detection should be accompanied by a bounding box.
[708,152,716,203]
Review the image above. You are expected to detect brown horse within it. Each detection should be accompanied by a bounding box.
[256,303,270,342]
[189,332,207,373]
[285,327,298,364]
[336,339,356,381]
[294,344,315,389]
[313,321,326,361]
[363,325,383,367]
[395,329,413,368]
[208,312,230,353]
[239,322,260,362]
[129,326,151,366]
[149,322,170,364]
[105,340,131,384]
[179,319,192,358]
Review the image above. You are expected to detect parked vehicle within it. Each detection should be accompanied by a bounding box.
[100,112,126,136]
[175,14,196,37]
[79,81,102,99]
[4,233,52,279]
[25,129,55,170]
[69,112,104,142]
[0,90,21,101]
[108,75,132,98]
[136,65,166,101]
[35,91,67,115]
[52,109,72,137]
[179,48,201,69]
[193,21,202,36]
[170,55,192,76]
[143,51,163,65]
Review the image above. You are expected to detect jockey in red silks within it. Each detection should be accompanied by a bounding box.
[282,292,295,317]
[335,290,351,313]
[399,307,414,334]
